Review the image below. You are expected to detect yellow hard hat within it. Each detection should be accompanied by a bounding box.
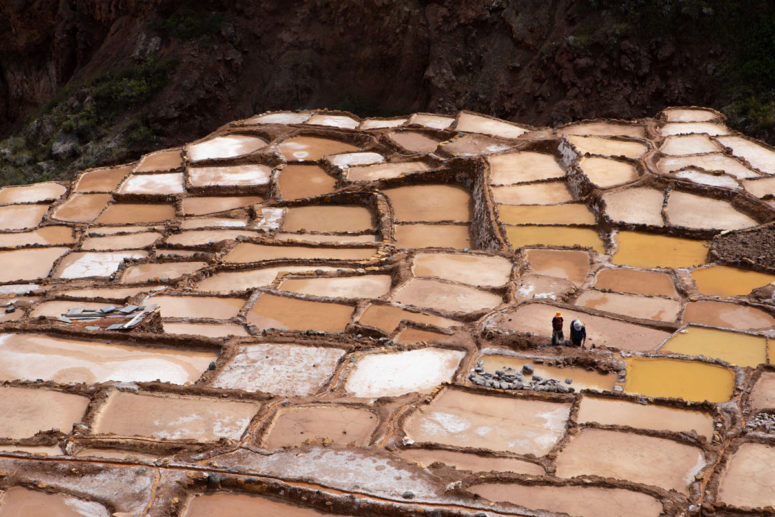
[555,312,562,317]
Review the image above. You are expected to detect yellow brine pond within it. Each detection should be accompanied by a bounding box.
[624,356,735,402]
[659,326,767,367]
[612,231,708,268]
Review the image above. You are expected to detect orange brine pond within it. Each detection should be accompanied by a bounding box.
[0,181,66,204]
[0,247,70,282]
[179,195,262,215]
[497,203,596,226]
[148,295,244,319]
[95,203,176,224]
[561,121,646,138]
[624,356,735,402]
[195,265,356,293]
[505,226,605,253]
[0,386,90,440]
[393,223,471,249]
[356,303,459,333]
[183,493,356,517]
[134,148,183,172]
[411,252,513,288]
[659,326,767,367]
[612,231,708,268]
[490,181,574,205]
[396,448,544,475]
[277,164,337,201]
[276,274,392,299]
[384,184,471,222]
[344,161,431,182]
[246,293,354,333]
[387,131,440,153]
[260,405,378,448]
[74,165,132,192]
[282,205,374,233]
[0,225,74,247]
[523,248,591,285]
[0,204,49,230]
[574,290,682,322]
[691,265,775,297]
[223,243,378,263]
[0,487,111,517]
[278,136,359,161]
[593,268,678,298]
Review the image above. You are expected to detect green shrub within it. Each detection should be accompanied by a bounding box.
[159,8,225,39]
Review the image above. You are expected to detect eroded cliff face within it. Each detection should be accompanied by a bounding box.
[0,0,729,184]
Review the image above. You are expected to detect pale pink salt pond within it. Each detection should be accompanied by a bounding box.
[187,134,266,161]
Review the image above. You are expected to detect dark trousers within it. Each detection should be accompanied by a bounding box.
[551,329,564,346]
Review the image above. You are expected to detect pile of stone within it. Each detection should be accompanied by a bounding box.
[57,304,160,331]
[745,412,775,434]
[469,361,575,394]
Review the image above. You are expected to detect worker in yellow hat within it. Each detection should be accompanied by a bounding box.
[551,311,564,346]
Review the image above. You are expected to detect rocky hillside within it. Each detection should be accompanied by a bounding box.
[1,0,773,185]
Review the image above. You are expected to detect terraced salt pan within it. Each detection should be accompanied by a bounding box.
[397,448,545,475]
[692,264,775,297]
[121,261,207,284]
[246,293,354,332]
[602,187,665,226]
[212,342,345,396]
[612,231,708,268]
[278,136,358,161]
[682,300,775,330]
[95,203,175,224]
[81,231,161,250]
[277,164,337,201]
[385,184,471,222]
[327,151,384,168]
[488,151,564,185]
[149,295,244,319]
[242,111,311,125]
[393,327,457,345]
[624,356,735,402]
[262,405,377,449]
[594,268,678,298]
[180,195,263,215]
[412,252,513,288]
[391,278,502,314]
[514,273,575,302]
[187,134,266,161]
[658,154,759,179]
[660,326,767,367]
[277,274,392,299]
[454,112,528,138]
[498,203,596,225]
[0,386,90,439]
[0,333,214,384]
[404,388,570,455]
[223,243,378,263]
[575,290,682,322]
[74,165,131,192]
[92,391,260,441]
[716,135,775,174]
[0,204,48,230]
[0,247,69,282]
[554,428,705,494]
[345,348,465,398]
[577,395,714,439]
[0,181,66,204]
[749,372,775,410]
[479,354,618,391]
[469,483,663,517]
[577,156,639,188]
[196,265,355,293]
[560,121,645,138]
[663,107,719,122]
[162,321,248,338]
[306,113,359,129]
[407,112,454,130]
[394,223,471,249]
[505,226,605,253]
[274,232,378,244]
[52,193,111,222]
[666,191,757,230]
[490,181,574,205]
[359,117,407,129]
[133,148,182,172]
[489,303,671,352]
[118,172,185,195]
[164,229,257,246]
[179,217,247,229]
[344,161,431,182]
[56,286,159,300]
[184,493,355,517]
[188,164,272,188]
[54,251,147,279]
[674,168,741,189]
[659,134,722,155]
[0,486,110,517]
[565,135,648,158]
[742,176,775,197]
[523,248,591,285]
[386,131,441,153]
[717,443,775,509]
[282,205,374,233]
[437,133,511,156]
[356,303,459,334]
[661,122,730,136]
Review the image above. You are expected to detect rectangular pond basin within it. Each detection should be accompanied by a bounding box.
[666,191,757,231]
[187,134,266,162]
[396,448,544,475]
[134,148,182,172]
[455,112,528,138]
[489,303,671,352]
[212,343,345,396]
[574,290,682,323]
[490,181,573,205]
[246,293,354,333]
[602,187,665,227]
[81,231,162,251]
[0,204,48,230]
[561,121,646,138]
[478,353,619,392]
[344,348,465,398]
[74,165,132,192]
[577,395,714,439]
[403,387,571,456]
[118,172,185,195]
[277,136,359,161]
[0,226,75,247]
[505,226,605,253]
[554,428,705,494]
[488,151,565,185]
[345,161,431,182]
[276,274,392,299]
[390,278,502,314]
[0,247,70,282]
[54,251,148,279]
[188,164,272,189]
[468,483,662,517]
[386,131,440,153]
[180,195,262,216]
[716,135,775,174]
[523,248,591,285]
[277,164,337,201]
[195,265,355,294]
[749,372,775,411]
[624,356,735,402]
[261,405,377,449]
[499,203,596,225]
[660,134,722,155]
[282,205,374,233]
[163,321,248,338]
[165,229,257,247]
[223,243,378,263]
[577,156,639,189]
[412,252,513,288]
[52,193,111,222]
[0,182,66,204]
[92,391,260,441]
[95,203,176,224]
[148,295,244,319]
[384,184,471,222]
[743,176,775,198]
[356,303,460,334]
[691,265,775,297]
[394,223,471,249]
[0,487,111,517]
[717,442,775,510]
[183,493,355,517]
[612,231,708,268]
[658,154,758,179]
[659,326,767,367]
[565,135,648,158]
[0,386,90,439]
[121,261,207,284]
[594,268,678,298]
[682,300,775,331]
[0,333,215,384]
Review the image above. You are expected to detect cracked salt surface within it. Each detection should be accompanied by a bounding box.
[55,251,147,278]
[344,348,465,398]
